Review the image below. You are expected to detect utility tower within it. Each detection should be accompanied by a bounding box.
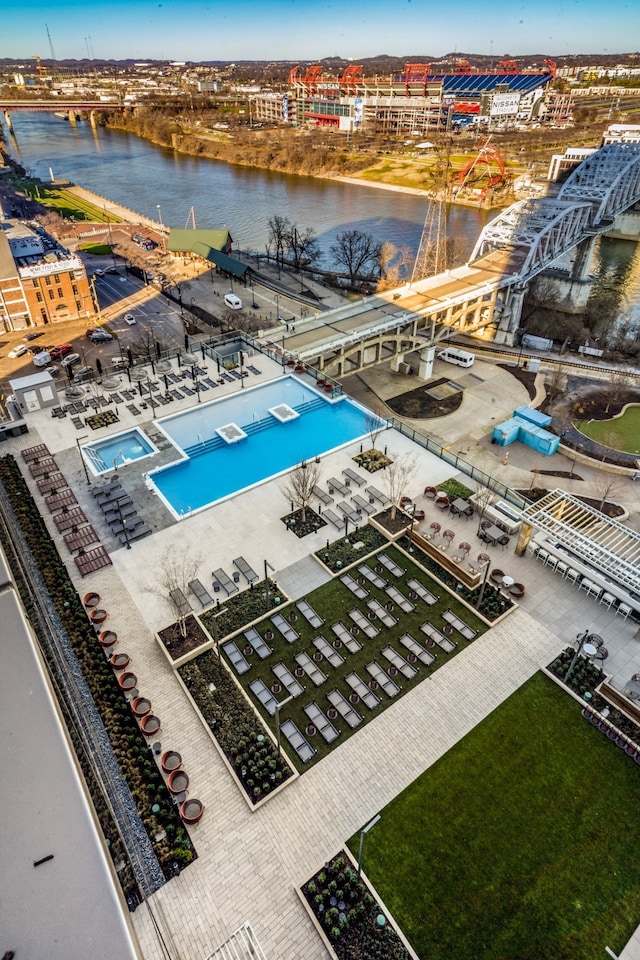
[411,110,453,283]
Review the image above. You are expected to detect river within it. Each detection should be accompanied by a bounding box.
[3,112,639,336]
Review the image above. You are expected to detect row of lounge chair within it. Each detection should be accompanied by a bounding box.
[93,478,151,546]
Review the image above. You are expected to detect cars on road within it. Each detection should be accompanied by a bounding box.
[49,343,73,360]
[94,269,105,277]
[123,314,136,325]
[8,343,29,359]
[86,329,113,342]
[224,292,243,310]
[61,353,81,369]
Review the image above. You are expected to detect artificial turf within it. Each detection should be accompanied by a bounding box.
[209,543,487,772]
[576,407,640,455]
[347,672,640,960]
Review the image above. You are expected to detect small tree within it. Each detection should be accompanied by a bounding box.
[544,365,568,404]
[603,371,630,415]
[146,549,203,638]
[384,457,416,520]
[267,214,290,267]
[474,486,496,535]
[593,475,625,513]
[329,229,382,286]
[365,408,384,453]
[281,461,320,522]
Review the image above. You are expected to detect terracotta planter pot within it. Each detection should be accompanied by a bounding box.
[110,652,130,671]
[141,714,161,737]
[83,592,101,609]
[161,751,183,773]
[180,798,204,824]
[167,769,190,794]
[98,630,117,648]
[313,651,323,661]
[272,681,281,694]
[349,693,360,704]
[295,666,305,677]
[327,707,338,719]
[117,671,138,691]
[89,608,108,624]
[131,696,152,718]
[306,724,316,736]
[389,665,398,677]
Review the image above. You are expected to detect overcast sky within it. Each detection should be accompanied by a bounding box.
[2,0,638,63]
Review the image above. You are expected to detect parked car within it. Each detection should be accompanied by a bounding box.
[61,353,81,369]
[23,331,44,342]
[47,365,61,378]
[105,267,119,275]
[89,329,113,343]
[111,356,129,368]
[8,343,29,358]
[73,365,94,383]
[33,351,52,367]
[223,292,242,310]
[123,314,136,325]
[49,343,73,360]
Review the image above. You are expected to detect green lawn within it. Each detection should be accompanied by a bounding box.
[78,242,113,255]
[347,673,640,960]
[17,181,122,223]
[197,543,487,772]
[576,406,640,455]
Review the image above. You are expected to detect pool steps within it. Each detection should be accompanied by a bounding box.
[182,397,325,459]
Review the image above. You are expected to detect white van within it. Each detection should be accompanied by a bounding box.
[111,356,129,368]
[438,347,475,368]
[223,292,242,310]
[33,351,52,367]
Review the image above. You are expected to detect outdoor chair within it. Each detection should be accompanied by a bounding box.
[436,495,450,510]
[616,603,632,620]
[424,486,437,499]
[508,582,525,598]
[565,568,579,585]
[498,534,510,550]
[489,568,504,585]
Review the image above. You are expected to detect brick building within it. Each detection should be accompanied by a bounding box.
[0,216,94,332]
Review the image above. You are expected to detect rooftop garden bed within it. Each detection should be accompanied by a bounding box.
[200,579,287,644]
[314,523,387,573]
[346,672,640,960]
[190,543,487,773]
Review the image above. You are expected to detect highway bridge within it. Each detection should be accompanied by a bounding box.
[278,141,640,379]
[1,100,120,112]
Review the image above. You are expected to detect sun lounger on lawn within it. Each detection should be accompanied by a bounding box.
[331,622,363,652]
[442,608,478,641]
[367,598,397,628]
[272,662,304,697]
[304,702,340,742]
[377,552,405,577]
[327,477,349,496]
[313,636,345,667]
[212,567,239,595]
[366,660,401,697]
[297,599,324,628]
[188,579,214,607]
[170,588,192,617]
[340,573,368,599]
[399,633,437,666]
[327,688,362,728]
[295,652,327,686]
[280,719,316,763]
[222,640,250,675]
[349,609,379,638]
[271,612,299,643]
[244,627,272,659]
[357,564,387,589]
[420,621,457,653]
[345,672,380,710]
[342,468,366,486]
[381,645,418,679]
[249,678,277,715]
[233,556,259,583]
[407,578,438,606]
[313,485,333,505]
[385,585,415,613]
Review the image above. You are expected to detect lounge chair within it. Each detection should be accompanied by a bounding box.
[233,556,258,583]
[337,500,360,523]
[313,485,333,505]
[212,567,239,595]
[323,508,344,530]
[342,468,365,486]
[169,588,192,617]
[327,477,349,496]
[188,579,214,607]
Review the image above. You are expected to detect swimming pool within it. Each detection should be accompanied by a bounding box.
[83,428,157,475]
[149,377,378,516]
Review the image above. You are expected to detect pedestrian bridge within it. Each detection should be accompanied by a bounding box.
[280,142,640,378]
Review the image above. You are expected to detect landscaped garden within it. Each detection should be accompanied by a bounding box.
[186,543,487,774]
[346,672,640,960]
[15,179,122,223]
[576,405,640,455]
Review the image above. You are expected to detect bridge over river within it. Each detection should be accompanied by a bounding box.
[277,141,640,379]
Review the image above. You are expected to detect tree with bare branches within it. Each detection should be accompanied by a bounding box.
[146,549,203,638]
[593,475,625,513]
[603,371,630,415]
[281,461,320,522]
[473,486,496,535]
[330,230,382,285]
[384,457,416,520]
[365,408,385,453]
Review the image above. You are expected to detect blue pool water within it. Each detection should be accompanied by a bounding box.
[149,377,376,516]
[83,428,157,475]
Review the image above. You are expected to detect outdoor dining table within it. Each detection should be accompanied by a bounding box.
[451,497,472,517]
[482,523,504,545]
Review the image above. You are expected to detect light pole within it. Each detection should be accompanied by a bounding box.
[564,629,592,687]
[275,693,294,758]
[208,606,227,657]
[357,814,381,878]
[264,559,274,609]
[76,435,90,485]
[475,555,491,610]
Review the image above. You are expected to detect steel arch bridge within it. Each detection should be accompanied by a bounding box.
[469,142,640,287]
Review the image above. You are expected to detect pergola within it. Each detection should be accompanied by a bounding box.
[520,489,640,597]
